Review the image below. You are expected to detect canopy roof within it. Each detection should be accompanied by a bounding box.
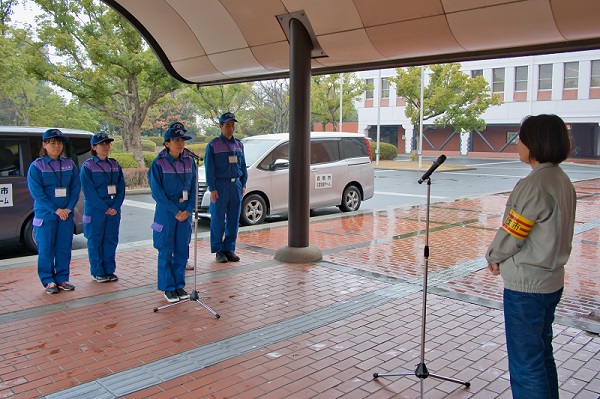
[104,0,600,85]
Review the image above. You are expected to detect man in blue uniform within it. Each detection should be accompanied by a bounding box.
[205,112,247,263]
[149,122,197,303]
[27,129,81,294]
[80,133,125,283]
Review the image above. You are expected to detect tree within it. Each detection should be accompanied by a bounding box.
[180,83,252,135]
[244,79,289,135]
[25,0,181,166]
[389,63,501,145]
[311,73,367,132]
[0,0,18,36]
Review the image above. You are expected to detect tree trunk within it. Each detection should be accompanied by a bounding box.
[122,121,145,167]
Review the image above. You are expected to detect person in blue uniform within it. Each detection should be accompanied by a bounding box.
[80,132,125,283]
[149,121,197,303]
[204,112,248,263]
[27,129,81,294]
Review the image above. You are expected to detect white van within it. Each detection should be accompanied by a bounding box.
[197,132,374,225]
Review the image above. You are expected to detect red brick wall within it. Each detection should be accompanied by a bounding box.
[471,125,519,154]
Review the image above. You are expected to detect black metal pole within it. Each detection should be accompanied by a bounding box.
[288,17,312,248]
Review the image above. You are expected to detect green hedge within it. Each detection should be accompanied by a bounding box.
[146,136,164,146]
[371,142,398,160]
[109,139,156,153]
[110,153,139,168]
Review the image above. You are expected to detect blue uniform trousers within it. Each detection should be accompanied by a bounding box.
[153,217,191,292]
[35,216,74,286]
[84,212,120,276]
[209,179,242,253]
[503,288,563,399]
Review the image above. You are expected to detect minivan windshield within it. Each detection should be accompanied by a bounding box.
[241,137,280,166]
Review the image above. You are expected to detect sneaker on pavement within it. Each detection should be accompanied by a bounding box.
[108,273,119,281]
[215,251,228,263]
[58,281,75,291]
[93,275,111,283]
[224,252,240,262]
[185,262,194,270]
[175,288,189,300]
[164,291,179,303]
[45,282,58,294]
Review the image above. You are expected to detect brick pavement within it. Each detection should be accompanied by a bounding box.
[0,179,598,399]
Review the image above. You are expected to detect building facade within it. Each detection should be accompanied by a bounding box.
[357,50,600,159]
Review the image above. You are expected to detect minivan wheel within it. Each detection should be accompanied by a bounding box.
[339,185,361,212]
[240,194,267,225]
[23,218,38,253]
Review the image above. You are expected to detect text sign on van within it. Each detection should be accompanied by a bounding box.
[0,184,13,207]
[315,174,332,189]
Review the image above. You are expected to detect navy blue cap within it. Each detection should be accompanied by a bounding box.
[42,128,69,142]
[91,132,114,146]
[219,112,238,124]
[164,121,192,141]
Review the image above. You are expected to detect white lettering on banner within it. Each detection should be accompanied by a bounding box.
[0,184,13,207]
[315,174,333,189]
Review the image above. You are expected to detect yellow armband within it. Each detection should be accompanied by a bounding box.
[501,209,534,240]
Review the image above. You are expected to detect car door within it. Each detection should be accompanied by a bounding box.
[309,138,345,208]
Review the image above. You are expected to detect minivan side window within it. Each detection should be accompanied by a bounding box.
[28,135,90,168]
[341,137,369,159]
[311,140,340,164]
[258,143,290,170]
[0,139,24,177]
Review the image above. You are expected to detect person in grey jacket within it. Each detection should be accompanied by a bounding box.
[486,114,576,399]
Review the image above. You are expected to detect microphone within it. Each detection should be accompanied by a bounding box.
[185,149,203,162]
[418,155,446,184]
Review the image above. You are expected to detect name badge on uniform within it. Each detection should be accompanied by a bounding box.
[55,187,67,197]
[182,190,189,201]
[228,155,238,163]
[107,185,117,195]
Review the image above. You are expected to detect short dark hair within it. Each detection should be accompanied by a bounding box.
[518,114,571,164]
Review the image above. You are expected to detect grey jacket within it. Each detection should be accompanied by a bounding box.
[486,163,576,294]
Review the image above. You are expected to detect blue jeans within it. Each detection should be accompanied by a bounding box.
[503,288,563,399]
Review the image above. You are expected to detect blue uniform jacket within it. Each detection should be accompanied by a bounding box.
[80,156,125,215]
[27,156,81,220]
[205,134,248,192]
[148,149,197,220]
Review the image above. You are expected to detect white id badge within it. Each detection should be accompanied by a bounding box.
[182,190,189,201]
[55,187,67,197]
[228,155,238,163]
[107,185,117,195]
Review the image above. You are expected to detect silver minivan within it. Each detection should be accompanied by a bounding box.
[0,126,93,252]
[197,132,374,225]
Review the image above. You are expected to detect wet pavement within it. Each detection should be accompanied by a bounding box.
[0,178,598,399]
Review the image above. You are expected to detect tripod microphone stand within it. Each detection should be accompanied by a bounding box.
[373,155,469,397]
[153,151,220,318]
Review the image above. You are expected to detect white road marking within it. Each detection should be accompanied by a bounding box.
[122,199,155,210]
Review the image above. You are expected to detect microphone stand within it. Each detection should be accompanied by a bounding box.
[373,156,470,397]
[153,150,220,318]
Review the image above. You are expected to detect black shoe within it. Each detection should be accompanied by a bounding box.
[224,252,240,262]
[108,273,119,281]
[93,275,111,283]
[164,291,179,303]
[215,252,228,263]
[58,281,75,291]
[175,288,189,300]
[45,282,58,294]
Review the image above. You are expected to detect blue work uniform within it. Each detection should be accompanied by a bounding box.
[27,156,81,286]
[205,134,247,253]
[80,156,125,277]
[149,149,197,292]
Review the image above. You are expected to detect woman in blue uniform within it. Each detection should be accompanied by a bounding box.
[27,129,81,294]
[80,132,125,283]
[149,121,197,303]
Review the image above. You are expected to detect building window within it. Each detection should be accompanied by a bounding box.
[492,68,505,93]
[539,64,552,90]
[564,62,579,89]
[381,78,389,99]
[471,69,483,78]
[365,79,373,100]
[514,66,528,91]
[591,60,600,88]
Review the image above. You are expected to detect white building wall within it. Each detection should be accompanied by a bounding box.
[357,50,600,153]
